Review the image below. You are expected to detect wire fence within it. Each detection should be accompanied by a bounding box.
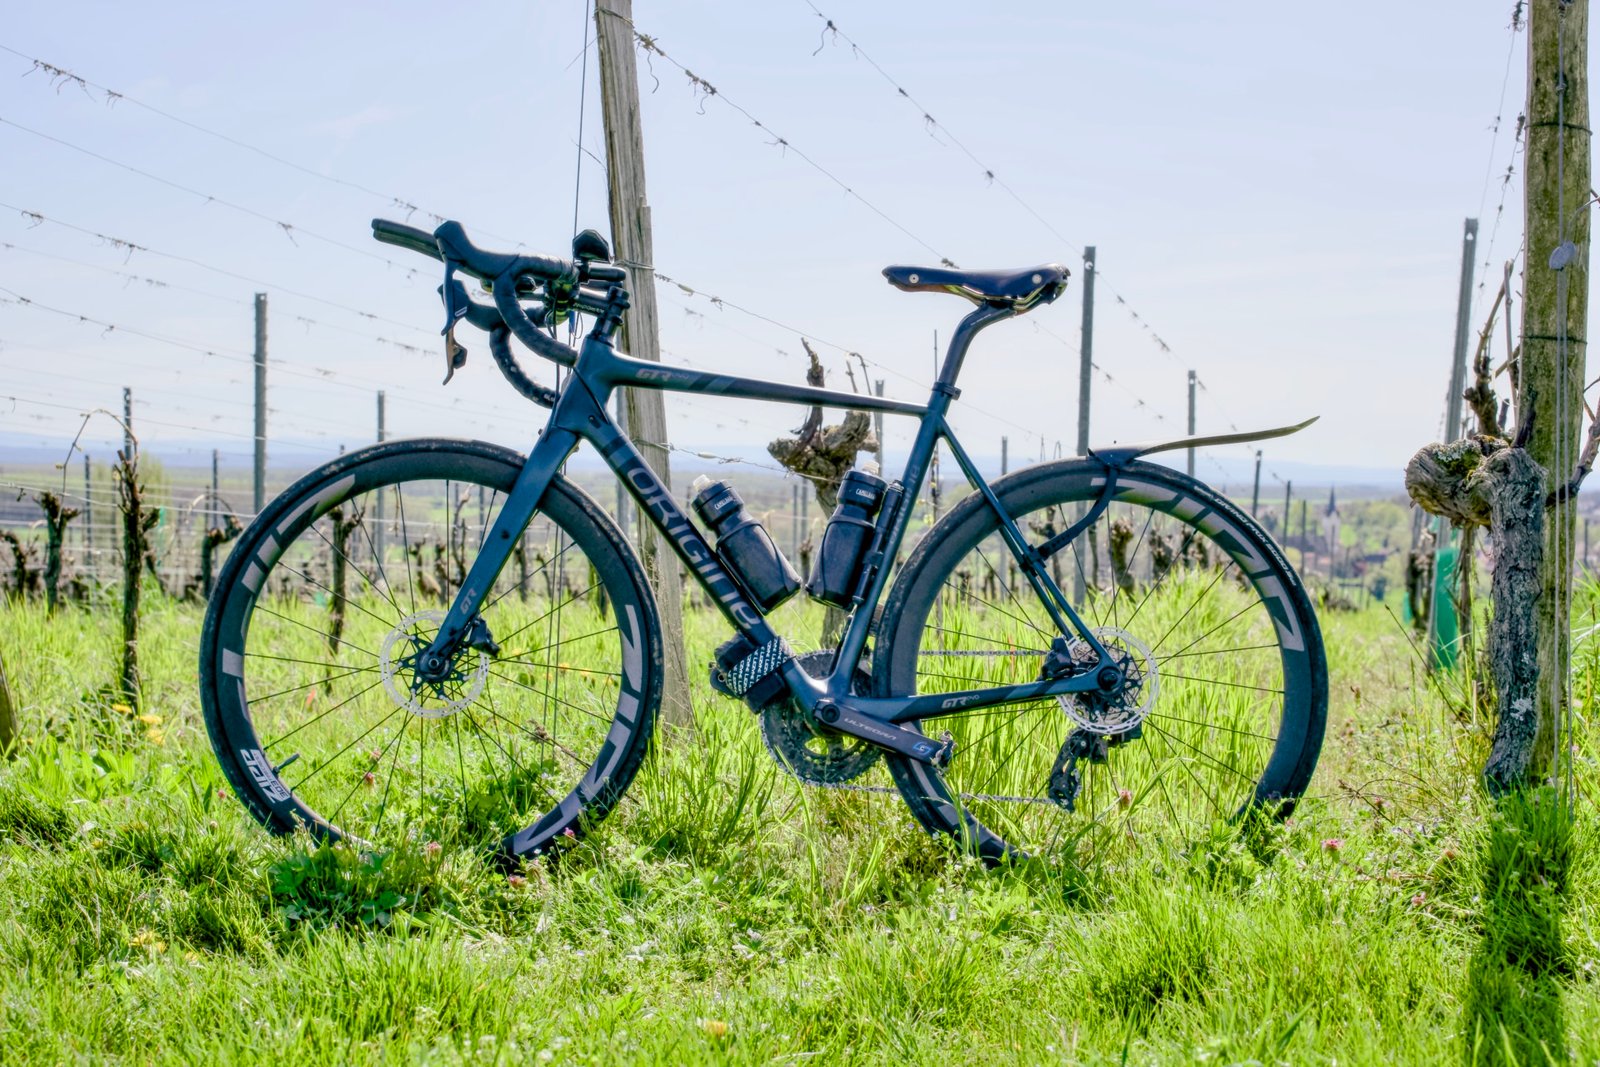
[0,10,1398,597]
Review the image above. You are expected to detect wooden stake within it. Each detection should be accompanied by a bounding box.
[1520,0,1589,783]
[596,0,692,729]
[0,644,18,756]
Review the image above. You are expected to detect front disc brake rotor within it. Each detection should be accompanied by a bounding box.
[379,609,489,719]
[760,649,881,785]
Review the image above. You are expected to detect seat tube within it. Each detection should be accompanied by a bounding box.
[831,388,952,686]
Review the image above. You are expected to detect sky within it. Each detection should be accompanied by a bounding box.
[0,1,1565,494]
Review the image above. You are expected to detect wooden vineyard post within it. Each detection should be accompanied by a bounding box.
[595,0,692,730]
[0,644,18,756]
[1406,0,1589,794]
[1520,0,1589,784]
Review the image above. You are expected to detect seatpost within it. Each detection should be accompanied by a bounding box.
[937,303,1014,387]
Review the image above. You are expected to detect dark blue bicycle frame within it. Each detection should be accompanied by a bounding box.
[422,302,1114,766]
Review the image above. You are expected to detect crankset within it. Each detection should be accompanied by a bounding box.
[760,650,882,785]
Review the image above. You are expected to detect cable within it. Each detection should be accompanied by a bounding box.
[798,3,1186,371]
[0,44,1067,450]
[2,239,433,357]
[612,11,956,266]
[0,288,536,426]
[0,202,435,337]
[0,45,465,234]
[0,115,427,275]
[1472,7,1528,318]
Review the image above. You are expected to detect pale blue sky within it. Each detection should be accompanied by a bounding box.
[0,1,1563,488]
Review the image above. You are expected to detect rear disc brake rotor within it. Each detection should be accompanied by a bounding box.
[1055,626,1158,735]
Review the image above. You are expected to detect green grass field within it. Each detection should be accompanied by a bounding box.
[0,587,1595,1064]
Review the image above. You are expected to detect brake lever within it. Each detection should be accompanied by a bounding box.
[438,263,471,385]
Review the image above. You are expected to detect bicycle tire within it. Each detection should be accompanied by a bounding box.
[873,459,1327,863]
[199,438,662,861]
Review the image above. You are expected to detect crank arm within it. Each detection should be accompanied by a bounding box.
[817,703,950,765]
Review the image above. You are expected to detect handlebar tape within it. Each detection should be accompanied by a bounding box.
[371,219,442,261]
[371,219,577,286]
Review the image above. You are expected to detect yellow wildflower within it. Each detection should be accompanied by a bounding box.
[129,928,167,954]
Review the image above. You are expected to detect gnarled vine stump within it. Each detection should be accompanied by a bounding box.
[1405,436,1545,794]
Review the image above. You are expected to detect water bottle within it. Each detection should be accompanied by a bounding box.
[807,468,888,607]
[691,478,800,613]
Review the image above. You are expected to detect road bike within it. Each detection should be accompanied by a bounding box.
[199,218,1327,864]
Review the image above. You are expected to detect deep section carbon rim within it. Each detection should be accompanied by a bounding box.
[201,440,660,859]
[877,460,1326,862]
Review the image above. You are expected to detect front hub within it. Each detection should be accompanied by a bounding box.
[379,609,490,719]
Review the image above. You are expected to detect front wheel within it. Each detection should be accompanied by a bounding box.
[874,459,1327,863]
[199,439,663,861]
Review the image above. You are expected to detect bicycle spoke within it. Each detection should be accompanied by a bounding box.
[1158,597,1258,660]
[251,602,378,660]
[492,581,600,648]
[247,651,381,673]
[1143,720,1258,796]
[264,677,387,753]
[1146,709,1279,744]
[497,624,619,661]
[1156,641,1282,663]
[396,483,419,617]
[1159,671,1283,697]
[486,668,613,725]
[252,665,378,706]
[282,559,400,636]
[1121,521,1200,633]
[307,513,403,622]
[1147,558,1240,655]
[879,470,1321,857]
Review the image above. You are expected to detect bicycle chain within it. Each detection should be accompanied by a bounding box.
[796,778,1065,808]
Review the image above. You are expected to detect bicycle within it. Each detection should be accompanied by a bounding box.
[199,218,1327,865]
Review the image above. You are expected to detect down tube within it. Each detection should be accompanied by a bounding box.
[590,423,778,643]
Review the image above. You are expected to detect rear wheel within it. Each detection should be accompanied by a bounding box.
[874,459,1326,863]
[199,439,662,861]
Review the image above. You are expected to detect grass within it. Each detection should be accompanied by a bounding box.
[0,587,1596,1064]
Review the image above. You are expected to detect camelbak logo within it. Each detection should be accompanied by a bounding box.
[240,748,291,803]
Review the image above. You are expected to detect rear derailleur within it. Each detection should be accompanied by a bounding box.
[1046,724,1142,812]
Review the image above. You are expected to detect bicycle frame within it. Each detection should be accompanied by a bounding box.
[422,303,1114,766]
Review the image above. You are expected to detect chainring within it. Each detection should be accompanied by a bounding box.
[760,649,882,785]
